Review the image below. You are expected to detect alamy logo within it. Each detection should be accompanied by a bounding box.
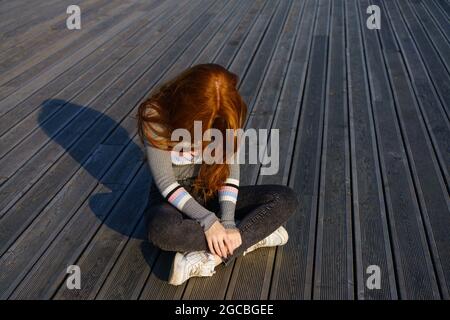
[366,265,381,290]
[66,5,81,30]
[66,265,81,290]
[366,5,381,30]
[171,121,279,175]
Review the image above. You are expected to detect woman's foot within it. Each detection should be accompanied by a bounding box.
[243,226,289,256]
[168,251,217,286]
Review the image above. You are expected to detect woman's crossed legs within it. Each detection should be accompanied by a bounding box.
[147,184,299,265]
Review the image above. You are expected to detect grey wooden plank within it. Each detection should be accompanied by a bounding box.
[229,0,288,121]
[379,0,450,298]
[0,0,62,34]
[94,215,158,300]
[0,0,169,156]
[57,166,151,301]
[219,0,279,93]
[222,0,306,300]
[312,0,353,300]
[0,0,36,15]
[0,0,38,23]
[0,1,149,107]
[0,0,118,78]
[0,0,60,38]
[0,120,138,298]
[237,2,295,127]
[236,0,297,123]
[0,141,127,298]
[0,0,139,98]
[382,2,450,121]
[211,0,266,70]
[0,0,138,106]
[359,0,440,299]
[95,0,259,300]
[422,0,450,42]
[344,0,397,300]
[0,0,195,217]
[271,0,327,299]
[396,0,450,187]
[183,0,293,300]
[0,0,230,296]
[408,1,450,73]
[190,0,257,66]
[267,0,319,301]
[0,0,103,58]
[434,0,450,18]
[11,162,148,300]
[0,0,101,55]
[0,0,114,64]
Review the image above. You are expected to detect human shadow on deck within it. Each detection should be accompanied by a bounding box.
[38,99,154,242]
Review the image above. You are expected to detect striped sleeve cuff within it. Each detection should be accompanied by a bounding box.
[162,181,219,231]
[162,182,192,211]
[218,178,239,204]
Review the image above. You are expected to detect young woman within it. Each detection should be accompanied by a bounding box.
[138,63,298,285]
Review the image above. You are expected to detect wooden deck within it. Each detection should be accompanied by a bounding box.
[0,0,449,300]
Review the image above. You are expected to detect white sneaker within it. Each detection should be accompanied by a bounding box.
[168,251,216,286]
[243,226,289,256]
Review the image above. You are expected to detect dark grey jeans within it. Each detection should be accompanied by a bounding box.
[147,179,299,265]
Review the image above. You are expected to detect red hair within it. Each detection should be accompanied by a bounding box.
[137,63,247,202]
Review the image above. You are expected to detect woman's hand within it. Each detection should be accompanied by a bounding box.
[205,221,232,258]
[225,228,242,255]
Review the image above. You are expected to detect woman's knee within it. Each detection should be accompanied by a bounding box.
[147,206,179,250]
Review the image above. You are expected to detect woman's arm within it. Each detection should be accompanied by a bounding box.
[145,142,219,231]
[218,161,239,229]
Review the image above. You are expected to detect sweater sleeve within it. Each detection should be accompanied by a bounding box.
[218,161,240,229]
[145,142,219,231]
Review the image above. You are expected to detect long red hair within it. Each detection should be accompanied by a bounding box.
[137,63,247,202]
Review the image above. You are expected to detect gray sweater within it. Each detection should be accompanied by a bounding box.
[145,142,239,231]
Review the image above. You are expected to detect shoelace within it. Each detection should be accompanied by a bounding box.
[189,263,204,277]
[188,254,212,277]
